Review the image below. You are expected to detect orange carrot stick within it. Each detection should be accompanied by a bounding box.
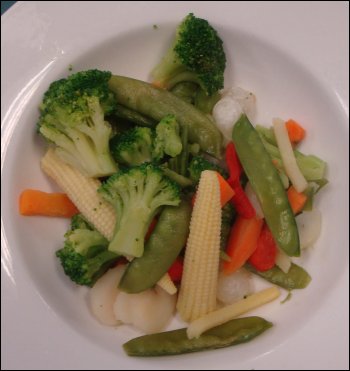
[286,119,306,143]
[216,173,235,207]
[223,216,264,275]
[287,185,307,214]
[19,189,79,217]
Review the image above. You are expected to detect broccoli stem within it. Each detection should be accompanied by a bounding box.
[108,207,154,258]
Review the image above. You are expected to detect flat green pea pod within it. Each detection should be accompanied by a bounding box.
[232,114,300,257]
[118,200,191,293]
[123,316,272,356]
[108,76,223,158]
[115,104,157,127]
[245,263,311,290]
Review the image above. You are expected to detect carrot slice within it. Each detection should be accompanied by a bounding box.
[191,172,235,208]
[285,119,306,143]
[216,173,235,207]
[223,216,264,274]
[19,189,78,217]
[287,185,307,214]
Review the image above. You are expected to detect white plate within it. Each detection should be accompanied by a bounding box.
[2,2,349,369]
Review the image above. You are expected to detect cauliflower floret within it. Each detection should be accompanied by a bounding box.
[213,87,256,143]
[216,269,254,305]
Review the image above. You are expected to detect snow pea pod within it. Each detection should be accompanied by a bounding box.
[245,263,311,290]
[119,200,191,293]
[232,114,300,256]
[108,76,223,158]
[123,316,272,356]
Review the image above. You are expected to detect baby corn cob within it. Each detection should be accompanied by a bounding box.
[41,148,116,240]
[177,170,221,322]
[41,148,176,294]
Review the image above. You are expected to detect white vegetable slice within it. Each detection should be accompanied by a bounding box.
[273,118,308,192]
[223,87,256,121]
[275,248,292,273]
[212,96,243,142]
[88,265,126,326]
[216,269,254,305]
[113,286,176,334]
[187,287,280,339]
[296,209,322,249]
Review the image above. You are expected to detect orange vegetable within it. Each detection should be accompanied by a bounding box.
[216,173,235,207]
[19,189,78,217]
[287,185,307,214]
[285,119,306,143]
[192,172,235,208]
[223,216,264,275]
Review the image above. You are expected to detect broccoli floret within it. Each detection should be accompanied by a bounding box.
[153,115,183,160]
[188,156,227,183]
[70,213,92,230]
[151,13,226,96]
[110,116,182,166]
[56,214,119,286]
[99,163,181,257]
[38,69,118,178]
[111,127,154,166]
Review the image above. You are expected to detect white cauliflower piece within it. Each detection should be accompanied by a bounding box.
[216,269,254,305]
[213,87,256,143]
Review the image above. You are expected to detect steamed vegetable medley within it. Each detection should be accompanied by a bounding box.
[19,13,328,356]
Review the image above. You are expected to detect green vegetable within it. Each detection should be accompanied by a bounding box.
[98,163,180,258]
[119,200,191,293]
[245,263,311,290]
[160,166,193,187]
[111,126,154,166]
[220,202,236,251]
[108,75,223,158]
[153,115,183,160]
[171,82,199,104]
[151,13,226,96]
[171,82,221,114]
[256,125,327,181]
[38,69,117,177]
[123,316,272,356]
[55,214,119,287]
[194,89,221,114]
[232,114,300,257]
[188,156,227,183]
[115,104,157,127]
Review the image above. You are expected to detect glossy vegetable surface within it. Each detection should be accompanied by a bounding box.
[232,114,300,257]
[123,316,272,356]
[108,75,223,158]
[119,201,191,293]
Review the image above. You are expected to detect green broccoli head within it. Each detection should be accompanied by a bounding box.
[111,126,154,166]
[38,69,118,178]
[56,214,119,286]
[153,115,183,160]
[98,163,181,258]
[188,155,228,183]
[151,13,226,96]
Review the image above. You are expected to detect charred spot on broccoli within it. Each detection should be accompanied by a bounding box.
[38,69,118,177]
[151,13,226,96]
[98,163,181,258]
